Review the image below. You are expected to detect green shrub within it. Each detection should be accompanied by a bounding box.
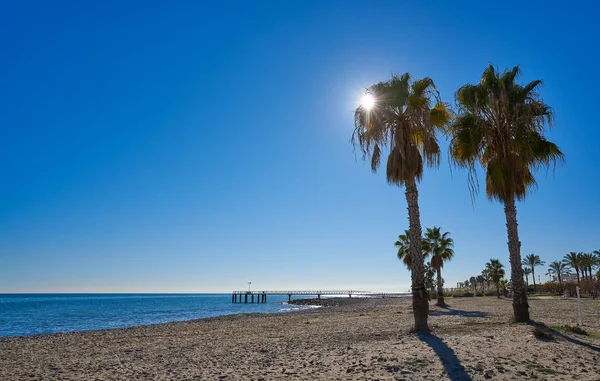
[475,292,484,297]
[452,291,474,297]
[484,290,497,296]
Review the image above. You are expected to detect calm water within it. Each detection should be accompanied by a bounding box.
[0,293,316,338]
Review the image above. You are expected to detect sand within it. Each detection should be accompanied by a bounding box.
[1,296,599,380]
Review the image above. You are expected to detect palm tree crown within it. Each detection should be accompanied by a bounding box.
[423,227,455,270]
[353,73,451,186]
[449,65,564,202]
[395,230,413,268]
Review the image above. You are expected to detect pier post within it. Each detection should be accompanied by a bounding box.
[244,294,248,303]
[251,294,254,303]
[288,294,291,302]
[317,294,321,300]
[348,294,352,298]
[232,293,235,303]
[263,294,266,303]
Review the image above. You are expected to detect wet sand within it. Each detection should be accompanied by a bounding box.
[1,296,599,380]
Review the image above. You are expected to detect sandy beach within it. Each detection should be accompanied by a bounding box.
[1,296,599,380]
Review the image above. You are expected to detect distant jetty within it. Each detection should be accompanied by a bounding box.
[231,290,410,303]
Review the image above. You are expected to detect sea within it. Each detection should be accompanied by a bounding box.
[0,293,318,338]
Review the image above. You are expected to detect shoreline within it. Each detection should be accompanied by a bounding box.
[2,296,599,380]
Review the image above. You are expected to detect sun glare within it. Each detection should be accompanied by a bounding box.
[361,93,375,110]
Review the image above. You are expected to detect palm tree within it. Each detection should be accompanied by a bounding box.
[522,254,545,293]
[354,74,451,332]
[563,252,582,288]
[547,261,569,292]
[523,267,532,291]
[422,227,455,307]
[424,263,436,300]
[476,275,485,293]
[470,276,477,293]
[395,230,412,269]
[485,259,506,298]
[481,269,491,292]
[449,65,564,322]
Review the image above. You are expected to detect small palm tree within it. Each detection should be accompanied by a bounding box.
[563,252,582,288]
[449,65,564,322]
[354,74,451,333]
[485,259,506,298]
[523,267,532,291]
[522,254,545,293]
[423,227,455,307]
[547,261,569,292]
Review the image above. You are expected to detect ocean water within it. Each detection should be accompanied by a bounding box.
[0,293,317,338]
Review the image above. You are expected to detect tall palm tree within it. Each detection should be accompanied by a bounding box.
[563,252,582,288]
[522,254,545,293]
[523,267,532,291]
[449,65,564,322]
[547,261,569,292]
[485,259,506,298]
[354,74,451,332]
[422,227,455,307]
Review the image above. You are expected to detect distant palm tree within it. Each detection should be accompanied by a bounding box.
[485,259,506,298]
[469,276,477,293]
[423,227,454,307]
[481,269,491,292]
[547,261,569,292]
[581,252,599,280]
[523,267,532,291]
[563,252,582,288]
[522,254,545,293]
[354,74,451,333]
[449,65,564,322]
[476,275,485,292]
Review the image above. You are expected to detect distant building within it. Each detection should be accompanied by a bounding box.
[551,273,578,282]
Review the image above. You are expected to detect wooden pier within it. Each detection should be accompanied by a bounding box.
[231,290,409,303]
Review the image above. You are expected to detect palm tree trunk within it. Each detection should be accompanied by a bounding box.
[503,197,529,322]
[405,177,428,333]
[436,268,445,307]
[576,270,580,288]
[532,268,536,293]
[496,282,500,299]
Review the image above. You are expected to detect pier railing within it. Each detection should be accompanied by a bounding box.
[231,290,410,303]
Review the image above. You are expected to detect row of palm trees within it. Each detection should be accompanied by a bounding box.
[460,259,507,298]
[548,251,600,288]
[395,226,454,307]
[353,64,564,332]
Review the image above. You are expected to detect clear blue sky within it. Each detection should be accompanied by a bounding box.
[1,1,598,293]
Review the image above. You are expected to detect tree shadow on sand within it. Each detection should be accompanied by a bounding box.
[418,334,472,381]
[429,307,488,318]
[527,321,600,353]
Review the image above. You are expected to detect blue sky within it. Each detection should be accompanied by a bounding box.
[1,1,598,293]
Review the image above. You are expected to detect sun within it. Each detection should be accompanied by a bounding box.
[361,93,375,110]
